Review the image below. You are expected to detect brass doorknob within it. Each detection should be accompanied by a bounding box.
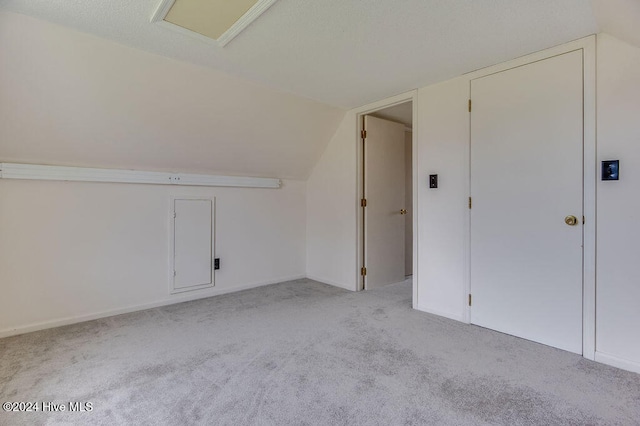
[565,215,578,226]
[400,209,407,215]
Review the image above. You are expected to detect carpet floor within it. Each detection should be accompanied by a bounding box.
[1,279,639,425]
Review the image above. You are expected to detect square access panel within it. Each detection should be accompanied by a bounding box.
[151,0,278,47]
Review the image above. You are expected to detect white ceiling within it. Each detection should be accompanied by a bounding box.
[0,1,602,108]
[371,102,413,127]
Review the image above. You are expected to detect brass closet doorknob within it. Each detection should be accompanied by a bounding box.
[565,215,578,226]
[400,209,407,215]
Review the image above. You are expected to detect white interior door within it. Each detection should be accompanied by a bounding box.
[470,50,584,354]
[173,198,214,293]
[364,115,406,289]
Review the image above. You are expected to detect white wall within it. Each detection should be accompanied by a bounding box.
[595,34,640,372]
[306,92,416,292]
[305,34,640,373]
[0,11,344,180]
[4,7,637,374]
[414,78,469,321]
[306,113,358,290]
[0,10,330,337]
[412,34,640,372]
[0,179,306,336]
[593,0,640,49]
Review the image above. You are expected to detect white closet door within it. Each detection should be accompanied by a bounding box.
[173,199,213,292]
[470,50,584,354]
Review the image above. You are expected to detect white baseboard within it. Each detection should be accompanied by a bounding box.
[306,274,355,291]
[0,274,306,339]
[595,351,640,374]
[414,304,466,323]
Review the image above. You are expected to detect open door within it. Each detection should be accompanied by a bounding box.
[363,115,406,289]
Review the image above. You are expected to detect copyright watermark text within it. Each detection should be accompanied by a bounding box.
[3,401,93,412]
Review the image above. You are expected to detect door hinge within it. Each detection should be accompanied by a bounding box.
[361,129,367,139]
[468,294,472,306]
[361,198,367,207]
[173,212,177,219]
[468,99,472,112]
[468,197,472,209]
[361,267,367,276]
[173,270,177,277]
[583,216,586,224]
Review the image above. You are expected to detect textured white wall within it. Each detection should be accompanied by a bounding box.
[0,11,344,180]
[595,34,640,373]
[0,179,306,336]
[306,113,358,290]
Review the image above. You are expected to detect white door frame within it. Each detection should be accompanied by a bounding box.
[353,91,419,306]
[464,36,597,359]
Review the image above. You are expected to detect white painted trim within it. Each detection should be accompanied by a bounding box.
[582,36,597,361]
[217,0,278,47]
[171,282,214,294]
[463,36,596,80]
[463,35,598,356]
[353,91,419,302]
[416,304,465,323]
[169,196,216,295]
[357,112,364,293]
[0,275,305,339]
[172,172,280,188]
[150,0,176,23]
[150,0,278,47]
[462,76,471,324]
[353,91,418,115]
[411,95,419,309]
[595,351,640,374]
[0,163,170,184]
[0,163,281,189]
[306,275,354,291]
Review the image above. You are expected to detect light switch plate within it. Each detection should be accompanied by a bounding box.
[602,160,619,181]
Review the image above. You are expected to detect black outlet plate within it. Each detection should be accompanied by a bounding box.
[214,258,220,270]
[429,174,438,188]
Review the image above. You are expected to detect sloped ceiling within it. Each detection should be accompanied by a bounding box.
[0,11,344,180]
[0,0,600,108]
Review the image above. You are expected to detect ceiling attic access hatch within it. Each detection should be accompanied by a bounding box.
[151,0,278,47]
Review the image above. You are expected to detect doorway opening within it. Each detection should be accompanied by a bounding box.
[359,101,413,291]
